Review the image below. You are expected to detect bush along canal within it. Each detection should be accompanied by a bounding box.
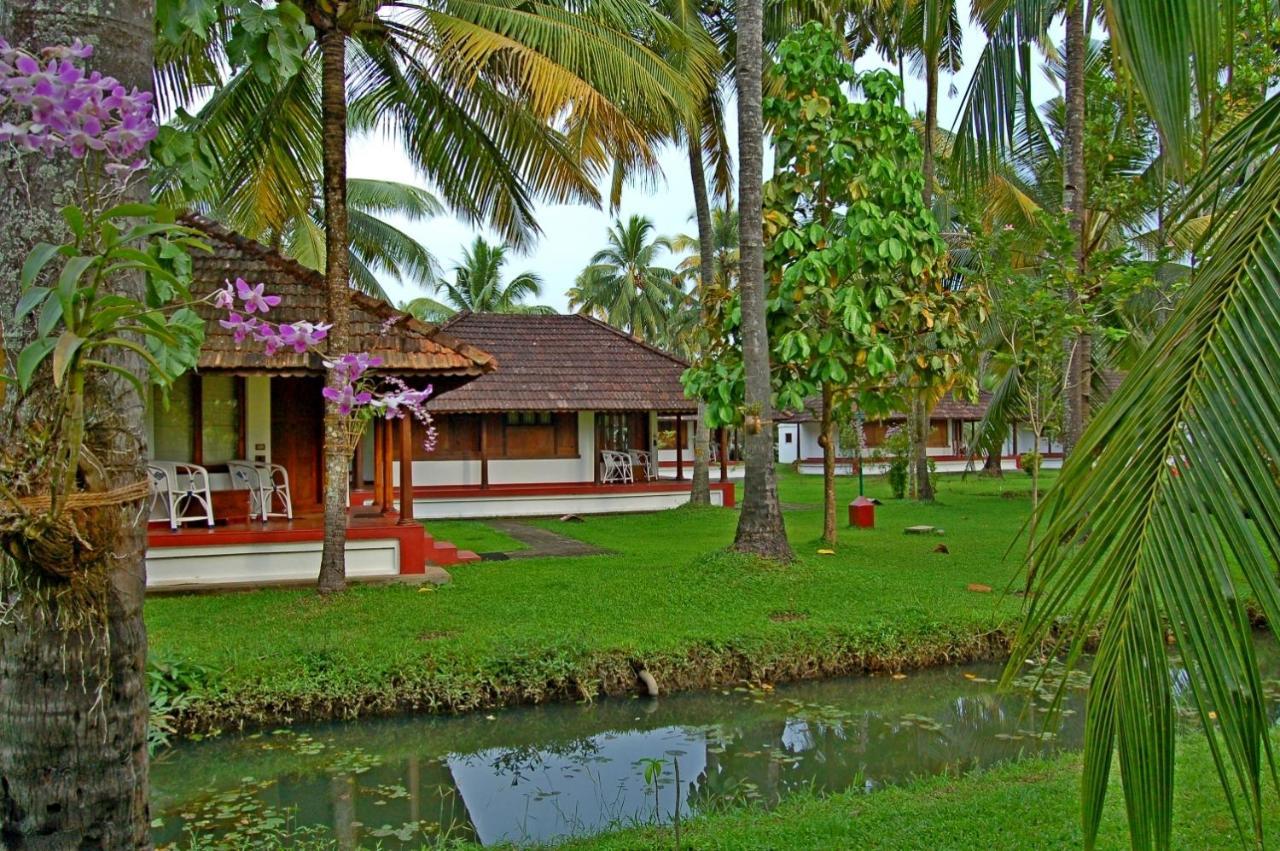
[150,636,1280,849]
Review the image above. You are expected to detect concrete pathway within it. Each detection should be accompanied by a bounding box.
[481,519,607,560]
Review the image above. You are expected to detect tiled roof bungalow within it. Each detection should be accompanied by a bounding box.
[145,216,494,589]
[145,219,729,588]
[775,392,1065,474]
[368,312,735,519]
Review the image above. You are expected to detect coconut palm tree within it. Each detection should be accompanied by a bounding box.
[278,178,444,301]
[902,0,963,501]
[570,215,683,340]
[1003,1,1280,847]
[404,237,554,321]
[732,0,791,560]
[159,0,716,593]
[0,2,152,843]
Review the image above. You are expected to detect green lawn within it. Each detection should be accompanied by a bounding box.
[418,518,526,554]
[146,467,1049,728]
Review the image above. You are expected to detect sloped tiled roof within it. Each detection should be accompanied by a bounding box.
[181,214,494,376]
[427,313,696,413]
[781,390,991,424]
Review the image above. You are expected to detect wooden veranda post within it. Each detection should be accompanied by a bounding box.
[381,418,395,516]
[398,415,414,525]
[371,418,383,508]
[675,414,685,481]
[480,414,490,489]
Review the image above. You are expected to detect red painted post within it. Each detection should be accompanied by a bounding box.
[849,495,875,528]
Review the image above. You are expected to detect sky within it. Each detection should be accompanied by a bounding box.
[348,2,1062,312]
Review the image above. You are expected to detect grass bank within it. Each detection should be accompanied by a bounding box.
[147,468,1046,731]
[546,734,1273,850]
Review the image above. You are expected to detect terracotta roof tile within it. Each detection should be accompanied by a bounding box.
[181,214,494,376]
[428,313,696,413]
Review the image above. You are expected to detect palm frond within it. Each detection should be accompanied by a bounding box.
[1009,105,1280,848]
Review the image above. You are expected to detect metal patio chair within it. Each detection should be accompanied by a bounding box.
[601,450,634,484]
[228,459,294,522]
[628,449,656,481]
[147,461,215,530]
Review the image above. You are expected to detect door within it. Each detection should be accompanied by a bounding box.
[777,424,799,464]
[270,376,324,511]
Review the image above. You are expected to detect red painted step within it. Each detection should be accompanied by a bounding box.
[455,549,481,564]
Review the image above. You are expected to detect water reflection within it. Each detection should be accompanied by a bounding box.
[152,642,1280,848]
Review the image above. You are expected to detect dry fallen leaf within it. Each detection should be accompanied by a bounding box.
[967,583,993,593]
[817,548,835,555]
[892,673,907,680]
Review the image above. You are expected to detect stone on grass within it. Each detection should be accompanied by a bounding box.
[559,514,584,523]
[933,544,949,554]
[904,525,937,535]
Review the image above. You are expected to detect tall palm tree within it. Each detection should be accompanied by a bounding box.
[733,0,792,560]
[0,2,152,843]
[1006,1,1280,847]
[903,0,963,501]
[160,0,715,593]
[570,215,683,340]
[404,237,554,320]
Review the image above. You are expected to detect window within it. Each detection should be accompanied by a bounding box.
[150,373,244,465]
[152,375,195,461]
[655,416,688,450]
[505,412,553,427]
[201,374,242,463]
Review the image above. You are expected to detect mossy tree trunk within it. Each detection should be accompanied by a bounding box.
[315,20,351,595]
[0,1,152,845]
[733,0,791,561]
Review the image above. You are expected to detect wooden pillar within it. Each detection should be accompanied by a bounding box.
[371,418,383,509]
[718,426,729,482]
[353,427,366,490]
[675,414,685,481]
[398,415,414,525]
[381,416,395,516]
[479,414,490,489]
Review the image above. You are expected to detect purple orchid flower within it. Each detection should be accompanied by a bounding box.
[322,383,374,416]
[212,282,236,310]
[218,312,259,345]
[234,277,281,314]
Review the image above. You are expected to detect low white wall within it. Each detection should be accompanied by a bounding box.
[794,421,957,459]
[795,456,1063,476]
[412,488,723,519]
[146,538,399,588]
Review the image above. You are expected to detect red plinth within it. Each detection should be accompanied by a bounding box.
[849,496,875,528]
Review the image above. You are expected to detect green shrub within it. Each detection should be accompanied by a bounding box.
[1020,452,1042,477]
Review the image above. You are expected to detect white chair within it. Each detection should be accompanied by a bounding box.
[629,449,655,481]
[228,460,293,522]
[147,461,214,530]
[601,450,634,484]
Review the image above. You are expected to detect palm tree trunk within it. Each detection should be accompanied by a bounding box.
[687,132,714,505]
[734,0,792,561]
[820,382,838,546]
[1062,0,1089,453]
[0,2,151,844]
[317,24,351,594]
[913,54,940,501]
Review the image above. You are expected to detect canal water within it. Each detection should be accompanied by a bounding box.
[151,642,1280,848]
